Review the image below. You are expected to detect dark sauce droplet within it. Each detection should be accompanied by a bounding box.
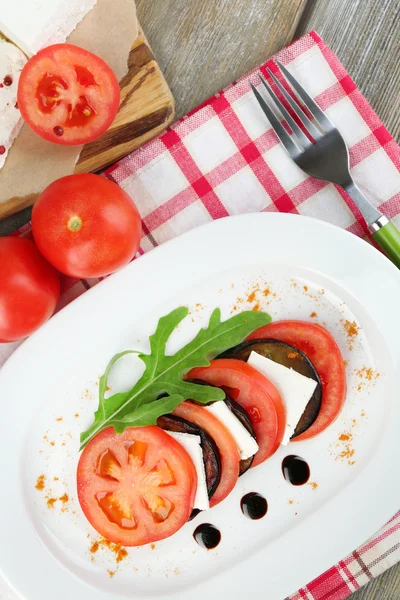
[282,455,310,486]
[193,523,221,549]
[241,492,268,519]
[3,75,13,87]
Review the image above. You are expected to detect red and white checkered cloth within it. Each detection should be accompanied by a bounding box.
[1,31,400,600]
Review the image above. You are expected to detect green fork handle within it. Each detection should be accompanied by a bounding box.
[372,220,400,268]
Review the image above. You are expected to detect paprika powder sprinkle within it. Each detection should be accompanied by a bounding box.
[35,475,45,491]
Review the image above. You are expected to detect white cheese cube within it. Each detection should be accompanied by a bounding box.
[248,351,318,445]
[0,38,26,170]
[166,431,209,511]
[205,401,259,460]
[0,0,98,56]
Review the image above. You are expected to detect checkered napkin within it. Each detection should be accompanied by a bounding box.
[1,31,400,600]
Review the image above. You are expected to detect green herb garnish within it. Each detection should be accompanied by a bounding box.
[80,306,271,450]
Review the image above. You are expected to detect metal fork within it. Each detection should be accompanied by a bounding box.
[251,61,400,268]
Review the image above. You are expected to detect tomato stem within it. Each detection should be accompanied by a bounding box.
[68,216,83,232]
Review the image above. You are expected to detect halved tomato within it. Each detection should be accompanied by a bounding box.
[188,359,285,466]
[172,402,240,507]
[18,44,120,145]
[77,427,197,546]
[248,321,346,440]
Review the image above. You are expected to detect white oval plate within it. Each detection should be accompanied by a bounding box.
[1,213,400,600]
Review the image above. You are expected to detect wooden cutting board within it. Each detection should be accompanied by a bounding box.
[0,26,175,221]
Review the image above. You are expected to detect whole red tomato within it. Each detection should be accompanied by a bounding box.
[32,174,142,278]
[0,237,60,343]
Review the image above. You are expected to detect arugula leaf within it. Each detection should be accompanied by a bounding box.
[80,307,271,450]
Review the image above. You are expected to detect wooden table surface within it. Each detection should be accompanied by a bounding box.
[0,1,399,596]
[134,2,400,599]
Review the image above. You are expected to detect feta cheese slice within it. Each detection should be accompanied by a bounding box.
[0,0,98,56]
[248,351,318,445]
[166,431,209,511]
[0,38,27,170]
[205,401,259,460]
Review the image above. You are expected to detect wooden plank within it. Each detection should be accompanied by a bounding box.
[296,0,400,143]
[0,25,175,221]
[136,0,309,120]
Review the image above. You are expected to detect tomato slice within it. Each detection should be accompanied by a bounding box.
[248,321,346,440]
[189,359,285,466]
[172,402,240,507]
[18,44,120,145]
[77,427,197,546]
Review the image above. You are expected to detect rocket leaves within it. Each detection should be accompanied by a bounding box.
[80,306,271,450]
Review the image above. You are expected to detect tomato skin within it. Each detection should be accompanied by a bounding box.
[0,237,60,342]
[248,321,346,440]
[18,44,120,146]
[77,427,197,546]
[189,359,285,466]
[172,401,240,506]
[32,174,142,278]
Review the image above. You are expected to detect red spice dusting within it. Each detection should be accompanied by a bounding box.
[74,413,79,418]
[107,570,115,578]
[90,538,128,564]
[116,548,128,563]
[247,291,256,303]
[310,311,317,318]
[253,302,261,311]
[355,366,380,382]
[56,417,63,422]
[339,433,350,442]
[288,499,294,505]
[263,287,271,296]
[150,543,156,550]
[344,320,359,337]
[106,386,111,391]
[303,285,308,291]
[344,360,348,367]
[35,475,45,491]
[54,477,59,481]
[287,351,299,359]
[50,441,55,447]
[309,482,318,490]
[339,448,355,460]
[59,493,69,504]
[47,497,57,509]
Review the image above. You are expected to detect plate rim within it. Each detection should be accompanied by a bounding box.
[1,212,400,600]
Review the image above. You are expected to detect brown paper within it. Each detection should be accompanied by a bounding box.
[0,0,138,207]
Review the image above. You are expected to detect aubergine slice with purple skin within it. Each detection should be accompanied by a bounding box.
[218,339,322,439]
[187,379,256,476]
[157,413,221,519]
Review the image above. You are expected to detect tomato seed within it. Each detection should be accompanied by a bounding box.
[83,107,91,117]
[53,125,64,137]
[3,75,12,86]
[0,146,5,155]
